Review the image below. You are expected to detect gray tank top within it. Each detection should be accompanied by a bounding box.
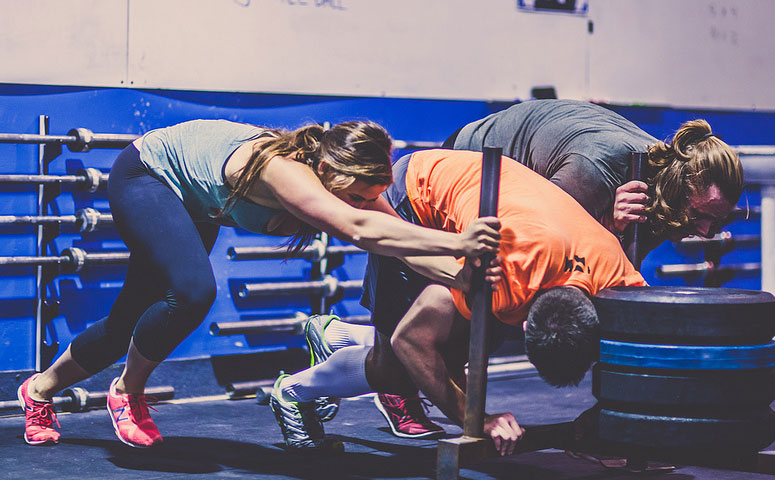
[139,119,281,233]
[453,100,657,221]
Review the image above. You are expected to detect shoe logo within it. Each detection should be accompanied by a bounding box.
[113,406,129,422]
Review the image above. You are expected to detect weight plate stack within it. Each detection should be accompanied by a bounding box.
[592,286,775,463]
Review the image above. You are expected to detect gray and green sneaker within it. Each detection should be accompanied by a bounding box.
[305,314,337,366]
[305,315,340,422]
[270,374,327,450]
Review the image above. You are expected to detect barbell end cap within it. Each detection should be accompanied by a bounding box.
[67,128,94,152]
[209,323,221,336]
[62,386,89,412]
[63,247,87,272]
[76,208,100,232]
[76,168,103,193]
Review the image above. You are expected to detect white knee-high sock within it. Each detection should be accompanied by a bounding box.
[280,345,372,403]
[324,319,375,350]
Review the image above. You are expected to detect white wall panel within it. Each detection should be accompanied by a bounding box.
[126,0,588,100]
[0,0,128,87]
[588,0,775,109]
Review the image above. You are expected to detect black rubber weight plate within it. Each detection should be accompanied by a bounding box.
[593,286,775,342]
[593,364,775,407]
[598,407,775,451]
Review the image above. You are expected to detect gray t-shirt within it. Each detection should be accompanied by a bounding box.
[139,119,281,233]
[453,99,656,221]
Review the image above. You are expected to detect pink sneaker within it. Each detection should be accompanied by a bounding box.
[106,378,163,447]
[374,393,445,439]
[17,374,61,445]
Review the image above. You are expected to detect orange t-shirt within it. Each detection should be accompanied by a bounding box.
[405,149,645,326]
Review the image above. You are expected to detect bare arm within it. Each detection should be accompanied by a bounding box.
[391,284,523,455]
[260,156,500,258]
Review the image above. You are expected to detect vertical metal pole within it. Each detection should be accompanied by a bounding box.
[463,147,501,436]
[624,152,645,270]
[437,148,502,480]
[317,233,329,313]
[761,185,775,294]
[34,115,48,372]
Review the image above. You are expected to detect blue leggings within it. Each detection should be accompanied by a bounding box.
[70,145,220,373]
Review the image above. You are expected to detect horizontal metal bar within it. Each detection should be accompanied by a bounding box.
[0,168,107,192]
[211,313,308,336]
[210,313,372,336]
[393,140,442,150]
[0,129,138,152]
[0,214,78,225]
[736,146,775,156]
[731,206,761,221]
[0,385,173,414]
[327,245,366,255]
[0,255,66,266]
[225,379,275,399]
[0,133,74,144]
[227,240,363,261]
[0,208,113,232]
[237,276,362,298]
[228,241,325,261]
[0,129,442,153]
[0,247,129,271]
[677,232,760,247]
[0,174,84,184]
[657,261,761,277]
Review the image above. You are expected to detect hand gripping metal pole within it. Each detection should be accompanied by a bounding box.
[624,152,646,270]
[437,147,501,479]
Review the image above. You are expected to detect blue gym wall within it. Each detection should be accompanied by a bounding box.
[2,84,774,373]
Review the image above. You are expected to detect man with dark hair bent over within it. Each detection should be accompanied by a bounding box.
[271,149,645,454]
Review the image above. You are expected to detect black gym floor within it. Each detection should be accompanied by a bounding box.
[1,359,773,480]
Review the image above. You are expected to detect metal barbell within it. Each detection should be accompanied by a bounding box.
[210,312,371,336]
[0,208,112,232]
[0,247,129,271]
[0,385,173,414]
[0,168,107,192]
[0,128,138,152]
[237,275,362,299]
[657,261,761,277]
[227,239,364,262]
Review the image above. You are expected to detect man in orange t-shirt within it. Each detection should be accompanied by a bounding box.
[403,148,645,326]
[364,149,644,453]
[273,149,644,455]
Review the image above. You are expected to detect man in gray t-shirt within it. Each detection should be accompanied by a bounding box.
[449,99,656,224]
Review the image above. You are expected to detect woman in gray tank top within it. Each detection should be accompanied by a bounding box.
[450,100,744,256]
[17,119,501,448]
